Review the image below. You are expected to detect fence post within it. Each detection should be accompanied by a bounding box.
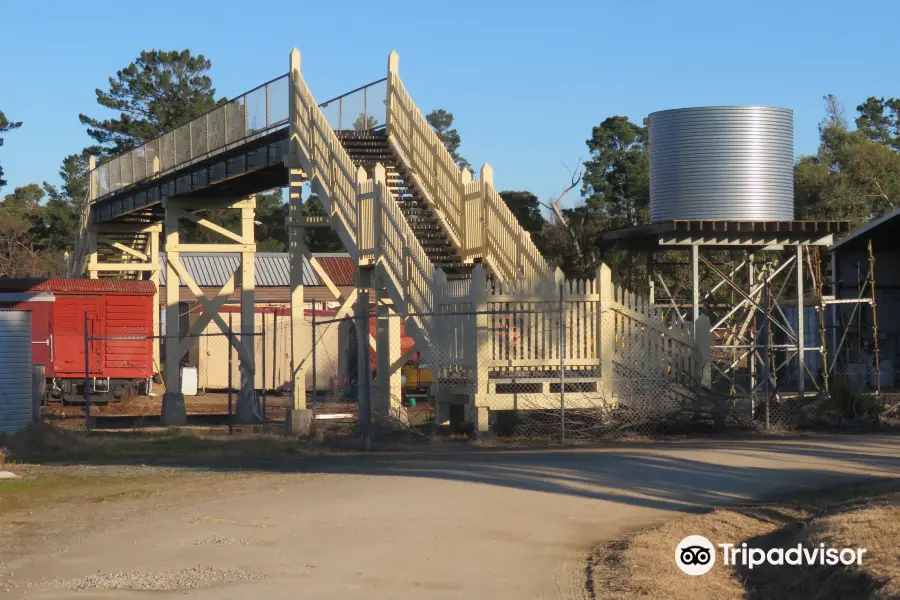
[228,312,233,435]
[32,364,45,423]
[311,303,317,424]
[355,277,372,445]
[373,164,385,265]
[261,317,267,421]
[470,264,490,433]
[695,314,712,387]
[434,267,447,359]
[480,164,494,264]
[402,233,411,313]
[558,269,566,445]
[83,311,92,432]
[386,51,399,137]
[460,168,470,259]
[597,263,615,399]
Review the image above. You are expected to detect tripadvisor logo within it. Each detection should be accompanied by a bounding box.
[676,535,716,576]
[675,536,867,576]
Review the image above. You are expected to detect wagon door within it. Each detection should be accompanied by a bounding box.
[54,299,103,377]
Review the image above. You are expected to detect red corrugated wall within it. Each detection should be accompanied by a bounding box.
[103,294,154,377]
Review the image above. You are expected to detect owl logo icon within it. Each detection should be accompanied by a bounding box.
[675,536,716,575]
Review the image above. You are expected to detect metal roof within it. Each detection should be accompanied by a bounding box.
[829,207,900,254]
[313,253,357,287]
[0,279,156,295]
[159,253,355,288]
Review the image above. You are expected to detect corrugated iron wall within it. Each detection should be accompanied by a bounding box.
[0,310,33,432]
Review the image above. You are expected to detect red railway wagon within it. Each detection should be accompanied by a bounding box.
[0,279,156,403]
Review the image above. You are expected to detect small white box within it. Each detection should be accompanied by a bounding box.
[181,366,198,396]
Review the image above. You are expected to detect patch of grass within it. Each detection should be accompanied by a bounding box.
[588,480,900,600]
[0,466,198,517]
[0,423,327,465]
[824,377,885,420]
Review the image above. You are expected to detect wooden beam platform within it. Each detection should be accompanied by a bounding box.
[600,219,851,249]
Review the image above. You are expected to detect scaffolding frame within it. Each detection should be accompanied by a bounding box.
[602,219,850,423]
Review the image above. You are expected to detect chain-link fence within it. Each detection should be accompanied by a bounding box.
[306,294,762,443]
[41,310,302,431]
[45,293,894,438]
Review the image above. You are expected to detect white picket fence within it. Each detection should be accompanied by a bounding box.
[432,263,711,410]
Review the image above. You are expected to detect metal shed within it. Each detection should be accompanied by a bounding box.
[0,309,33,433]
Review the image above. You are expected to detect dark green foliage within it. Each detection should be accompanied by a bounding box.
[303,194,344,252]
[823,377,884,419]
[79,50,221,156]
[796,95,900,226]
[582,116,649,228]
[499,190,544,233]
[1,183,77,256]
[855,97,900,149]
[0,110,23,190]
[255,189,288,251]
[43,152,91,213]
[181,189,287,249]
[538,206,610,279]
[1,183,43,210]
[425,109,472,171]
[0,185,66,275]
[353,114,378,131]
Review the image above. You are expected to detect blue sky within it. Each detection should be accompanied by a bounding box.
[0,0,895,205]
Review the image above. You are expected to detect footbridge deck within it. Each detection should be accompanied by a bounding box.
[88,75,387,224]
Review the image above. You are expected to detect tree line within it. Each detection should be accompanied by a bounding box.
[1,48,897,279]
[490,98,900,280]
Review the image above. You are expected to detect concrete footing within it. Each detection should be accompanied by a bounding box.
[435,401,451,427]
[161,392,186,426]
[235,391,260,424]
[467,406,490,433]
[285,408,313,436]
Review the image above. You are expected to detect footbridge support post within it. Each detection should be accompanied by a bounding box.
[285,46,312,435]
[161,195,259,426]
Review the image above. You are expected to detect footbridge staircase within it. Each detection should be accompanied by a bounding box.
[67,48,554,427]
[68,48,710,432]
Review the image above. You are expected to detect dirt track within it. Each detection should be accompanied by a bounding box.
[6,435,900,599]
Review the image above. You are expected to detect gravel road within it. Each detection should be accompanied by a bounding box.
[6,434,900,599]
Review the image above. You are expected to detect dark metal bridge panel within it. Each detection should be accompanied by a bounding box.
[91,130,289,224]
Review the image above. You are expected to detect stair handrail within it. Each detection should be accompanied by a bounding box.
[385,53,466,253]
[68,172,95,276]
[367,164,437,344]
[384,51,552,281]
[289,50,440,355]
[289,51,363,260]
[480,165,549,280]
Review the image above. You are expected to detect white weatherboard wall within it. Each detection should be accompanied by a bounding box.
[0,310,33,433]
[197,309,351,392]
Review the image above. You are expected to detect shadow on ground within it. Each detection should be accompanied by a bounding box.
[5,425,900,515]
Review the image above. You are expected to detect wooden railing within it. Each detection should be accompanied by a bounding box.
[433,263,711,400]
[480,168,548,280]
[363,165,439,344]
[290,58,361,261]
[384,51,551,281]
[386,68,465,251]
[610,285,710,387]
[290,51,441,356]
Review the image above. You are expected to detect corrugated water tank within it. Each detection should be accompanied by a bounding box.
[647,106,794,222]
